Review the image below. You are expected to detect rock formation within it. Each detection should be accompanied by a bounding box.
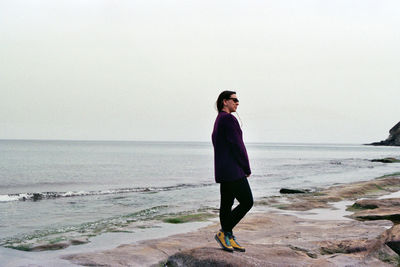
[63,175,400,267]
[369,121,400,146]
[64,213,396,267]
[349,198,400,223]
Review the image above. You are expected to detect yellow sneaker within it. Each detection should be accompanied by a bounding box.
[229,235,245,252]
[215,230,234,252]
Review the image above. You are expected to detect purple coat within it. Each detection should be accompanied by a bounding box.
[212,111,251,183]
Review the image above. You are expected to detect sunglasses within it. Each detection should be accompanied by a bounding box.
[228,98,239,103]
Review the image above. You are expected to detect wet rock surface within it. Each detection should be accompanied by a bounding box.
[63,212,396,266]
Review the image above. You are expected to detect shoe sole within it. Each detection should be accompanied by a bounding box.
[214,235,234,252]
[233,247,245,252]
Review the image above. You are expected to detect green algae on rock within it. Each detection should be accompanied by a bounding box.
[162,212,216,224]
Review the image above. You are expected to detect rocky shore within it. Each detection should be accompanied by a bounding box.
[63,173,400,266]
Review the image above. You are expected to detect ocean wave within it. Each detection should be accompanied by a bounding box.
[0,195,21,202]
[0,183,214,202]
[0,205,170,249]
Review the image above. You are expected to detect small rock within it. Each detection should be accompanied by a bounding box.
[371,158,400,163]
[32,193,43,201]
[280,188,307,194]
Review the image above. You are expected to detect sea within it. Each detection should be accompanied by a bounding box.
[0,140,399,264]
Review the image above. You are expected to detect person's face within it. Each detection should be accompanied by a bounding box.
[223,94,239,113]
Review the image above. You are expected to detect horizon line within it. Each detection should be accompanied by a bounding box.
[0,138,367,145]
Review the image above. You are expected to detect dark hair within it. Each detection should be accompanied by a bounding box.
[216,90,236,112]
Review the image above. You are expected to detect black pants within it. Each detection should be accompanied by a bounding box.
[219,177,253,234]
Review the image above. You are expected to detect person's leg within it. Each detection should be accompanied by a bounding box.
[215,182,235,251]
[219,182,235,233]
[230,177,253,231]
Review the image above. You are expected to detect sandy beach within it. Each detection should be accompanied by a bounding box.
[58,174,400,267]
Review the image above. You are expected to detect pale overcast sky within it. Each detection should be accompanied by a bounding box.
[1,0,399,143]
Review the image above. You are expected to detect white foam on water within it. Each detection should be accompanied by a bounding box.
[0,195,20,202]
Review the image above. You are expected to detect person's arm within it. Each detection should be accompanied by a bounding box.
[223,115,251,175]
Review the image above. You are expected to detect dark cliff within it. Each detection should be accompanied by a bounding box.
[369,121,400,146]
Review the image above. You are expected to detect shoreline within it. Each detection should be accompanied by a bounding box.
[0,219,216,267]
[63,173,400,266]
[2,173,400,266]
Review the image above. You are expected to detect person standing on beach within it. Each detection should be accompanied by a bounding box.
[212,90,253,252]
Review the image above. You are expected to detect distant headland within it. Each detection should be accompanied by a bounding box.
[368,121,400,146]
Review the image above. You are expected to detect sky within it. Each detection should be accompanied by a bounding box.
[1,0,399,144]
